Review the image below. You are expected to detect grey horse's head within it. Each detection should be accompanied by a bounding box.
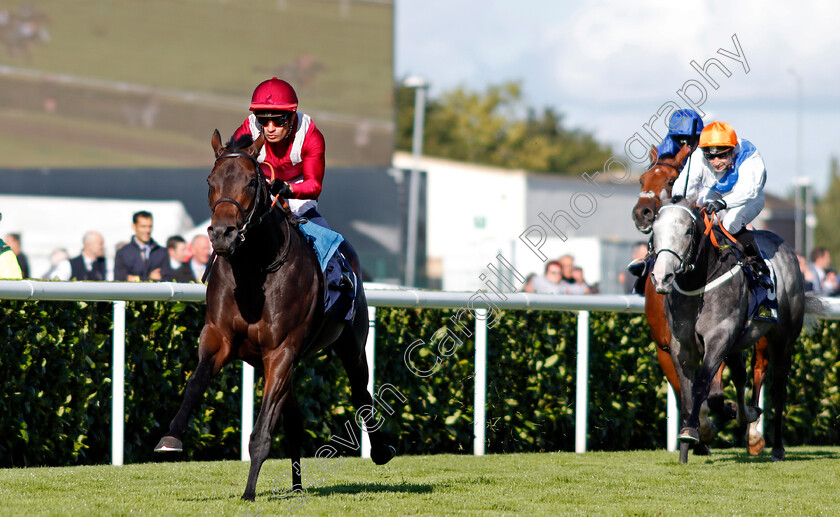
[651,198,699,294]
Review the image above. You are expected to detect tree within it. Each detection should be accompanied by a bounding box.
[396,81,613,175]
[814,155,840,261]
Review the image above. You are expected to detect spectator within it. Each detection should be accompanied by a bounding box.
[4,232,29,278]
[114,211,167,281]
[189,234,212,282]
[0,213,23,279]
[161,235,195,282]
[808,247,832,294]
[41,248,70,279]
[521,273,536,293]
[52,232,107,281]
[796,252,815,292]
[620,241,650,294]
[571,266,594,294]
[825,269,838,296]
[529,261,565,294]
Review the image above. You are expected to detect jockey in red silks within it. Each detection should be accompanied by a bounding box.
[233,78,355,291]
[233,78,330,226]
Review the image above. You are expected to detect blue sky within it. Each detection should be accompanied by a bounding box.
[395,0,840,197]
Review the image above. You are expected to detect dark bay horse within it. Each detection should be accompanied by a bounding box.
[632,145,770,454]
[155,131,395,501]
[651,198,805,463]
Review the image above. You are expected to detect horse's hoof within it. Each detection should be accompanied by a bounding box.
[692,442,711,456]
[747,424,765,456]
[679,427,700,443]
[772,448,786,462]
[746,406,763,424]
[154,436,183,453]
[371,444,396,465]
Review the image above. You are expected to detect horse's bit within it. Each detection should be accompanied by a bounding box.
[211,152,267,244]
[654,204,699,276]
[210,151,293,272]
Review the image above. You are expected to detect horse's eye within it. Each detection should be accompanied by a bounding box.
[668,178,676,187]
[247,178,257,189]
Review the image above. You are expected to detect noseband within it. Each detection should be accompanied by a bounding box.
[211,152,267,244]
[655,204,699,276]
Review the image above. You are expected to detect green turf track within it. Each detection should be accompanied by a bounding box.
[2,447,839,516]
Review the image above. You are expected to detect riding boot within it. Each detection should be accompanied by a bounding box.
[736,230,773,289]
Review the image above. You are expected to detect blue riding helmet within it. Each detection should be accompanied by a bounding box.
[654,110,705,160]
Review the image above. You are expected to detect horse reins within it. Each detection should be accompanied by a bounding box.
[211,152,294,273]
[654,204,699,276]
[656,204,746,296]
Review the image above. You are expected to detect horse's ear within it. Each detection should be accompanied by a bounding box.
[674,143,691,169]
[247,134,265,158]
[649,145,658,164]
[211,129,224,157]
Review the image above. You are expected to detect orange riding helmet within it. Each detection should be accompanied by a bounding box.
[699,121,737,152]
[250,78,298,112]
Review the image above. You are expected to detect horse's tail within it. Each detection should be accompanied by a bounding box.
[802,293,829,335]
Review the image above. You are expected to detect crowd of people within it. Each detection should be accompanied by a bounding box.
[522,255,595,294]
[0,210,211,283]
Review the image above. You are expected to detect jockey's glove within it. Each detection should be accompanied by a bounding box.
[703,198,726,214]
[270,180,293,198]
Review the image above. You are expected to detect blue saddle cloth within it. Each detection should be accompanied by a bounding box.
[297,220,356,322]
[298,220,344,272]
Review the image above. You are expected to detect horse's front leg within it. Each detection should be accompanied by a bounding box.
[242,347,295,502]
[670,337,698,463]
[155,324,232,452]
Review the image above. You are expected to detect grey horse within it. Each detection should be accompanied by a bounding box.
[650,198,808,463]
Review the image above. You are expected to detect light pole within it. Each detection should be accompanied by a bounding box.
[403,76,428,287]
[789,68,805,254]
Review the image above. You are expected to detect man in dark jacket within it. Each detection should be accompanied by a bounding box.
[114,211,167,281]
[52,231,107,280]
[160,235,195,282]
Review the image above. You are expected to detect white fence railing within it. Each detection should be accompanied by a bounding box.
[3,280,838,465]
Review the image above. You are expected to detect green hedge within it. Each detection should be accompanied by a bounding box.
[2,300,839,467]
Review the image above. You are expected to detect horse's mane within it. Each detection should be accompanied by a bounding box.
[669,194,700,210]
[225,133,254,153]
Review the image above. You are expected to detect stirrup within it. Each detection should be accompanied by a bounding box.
[338,271,355,293]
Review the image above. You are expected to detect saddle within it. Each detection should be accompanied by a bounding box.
[297,220,358,322]
[732,230,777,322]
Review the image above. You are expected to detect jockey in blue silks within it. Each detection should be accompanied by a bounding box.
[628,110,705,286]
[671,121,773,289]
[655,109,705,163]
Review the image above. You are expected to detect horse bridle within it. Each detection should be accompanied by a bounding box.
[209,151,293,273]
[654,204,699,276]
[211,152,267,244]
[638,161,679,202]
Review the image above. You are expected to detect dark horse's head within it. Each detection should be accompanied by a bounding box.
[207,130,267,257]
[632,144,692,234]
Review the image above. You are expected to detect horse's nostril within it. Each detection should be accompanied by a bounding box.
[223,225,236,237]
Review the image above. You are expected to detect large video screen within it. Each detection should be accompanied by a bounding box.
[0,0,394,168]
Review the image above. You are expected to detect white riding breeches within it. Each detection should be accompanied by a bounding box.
[719,193,765,234]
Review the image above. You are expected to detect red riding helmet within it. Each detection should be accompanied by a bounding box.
[249,78,298,112]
